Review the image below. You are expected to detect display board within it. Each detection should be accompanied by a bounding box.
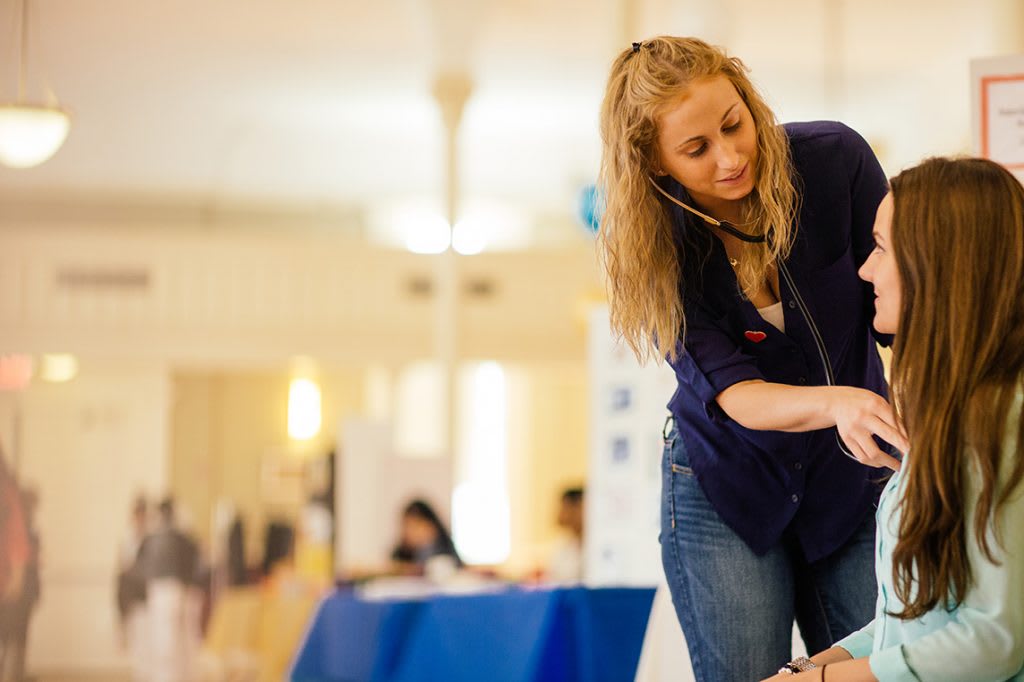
[585,306,676,586]
[972,53,1024,182]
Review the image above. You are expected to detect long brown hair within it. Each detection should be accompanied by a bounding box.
[888,157,1024,619]
[598,36,797,362]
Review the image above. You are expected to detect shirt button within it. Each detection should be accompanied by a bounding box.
[794,462,803,470]
[791,494,800,503]
[798,377,807,385]
[788,300,797,309]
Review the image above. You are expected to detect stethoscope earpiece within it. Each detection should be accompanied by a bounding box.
[647,175,766,243]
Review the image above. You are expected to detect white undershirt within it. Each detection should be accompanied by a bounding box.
[757,301,785,333]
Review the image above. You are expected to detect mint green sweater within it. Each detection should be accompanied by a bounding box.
[835,390,1024,681]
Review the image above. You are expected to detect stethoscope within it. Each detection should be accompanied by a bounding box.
[650,177,861,462]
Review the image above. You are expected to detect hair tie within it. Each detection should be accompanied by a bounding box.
[632,41,642,53]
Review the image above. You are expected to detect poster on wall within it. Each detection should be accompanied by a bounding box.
[971,54,1024,181]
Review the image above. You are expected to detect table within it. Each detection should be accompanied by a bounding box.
[290,586,655,682]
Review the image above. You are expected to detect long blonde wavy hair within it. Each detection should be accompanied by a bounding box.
[887,157,1024,619]
[598,36,797,362]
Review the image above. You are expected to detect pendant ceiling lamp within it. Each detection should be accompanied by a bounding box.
[0,0,70,168]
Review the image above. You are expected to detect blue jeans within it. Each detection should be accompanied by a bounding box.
[660,422,877,682]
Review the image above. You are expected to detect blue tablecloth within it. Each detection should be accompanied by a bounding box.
[290,586,655,682]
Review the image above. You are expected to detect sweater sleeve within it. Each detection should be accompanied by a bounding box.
[834,616,877,659]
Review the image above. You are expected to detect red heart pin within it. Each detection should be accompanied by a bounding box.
[744,330,767,343]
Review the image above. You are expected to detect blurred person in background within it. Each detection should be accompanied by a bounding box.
[261,521,295,584]
[0,451,30,682]
[295,501,333,591]
[209,499,248,603]
[134,497,201,682]
[390,499,462,579]
[546,487,585,584]
[294,457,335,591]
[117,494,150,665]
[226,516,246,587]
[5,487,39,682]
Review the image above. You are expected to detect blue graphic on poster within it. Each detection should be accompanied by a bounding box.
[610,436,630,464]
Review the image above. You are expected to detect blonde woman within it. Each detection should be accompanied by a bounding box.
[599,37,908,681]
[763,158,1024,681]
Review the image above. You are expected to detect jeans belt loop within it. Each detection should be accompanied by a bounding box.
[662,414,675,441]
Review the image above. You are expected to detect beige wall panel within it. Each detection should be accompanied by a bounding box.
[0,225,599,366]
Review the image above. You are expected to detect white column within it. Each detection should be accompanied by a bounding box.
[431,72,473,459]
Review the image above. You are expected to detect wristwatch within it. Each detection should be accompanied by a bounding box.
[778,656,817,674]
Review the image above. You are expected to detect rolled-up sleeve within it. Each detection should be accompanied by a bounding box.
[677,304,765,418]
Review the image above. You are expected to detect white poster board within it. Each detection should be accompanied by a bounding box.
[971,53,1024,182]
[585,306,676,586]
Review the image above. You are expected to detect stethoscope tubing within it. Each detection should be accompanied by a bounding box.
[776,258,859,461]
[650,176,860,461]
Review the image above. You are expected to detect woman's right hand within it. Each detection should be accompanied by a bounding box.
[827,387,907,471]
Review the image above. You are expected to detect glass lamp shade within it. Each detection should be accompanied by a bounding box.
[0,104,70,168]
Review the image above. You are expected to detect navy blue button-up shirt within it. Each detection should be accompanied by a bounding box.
[666,121,892,562]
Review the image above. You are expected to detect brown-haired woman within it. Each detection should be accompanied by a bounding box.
[763,158,1024,681]
[599,36,908,681]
